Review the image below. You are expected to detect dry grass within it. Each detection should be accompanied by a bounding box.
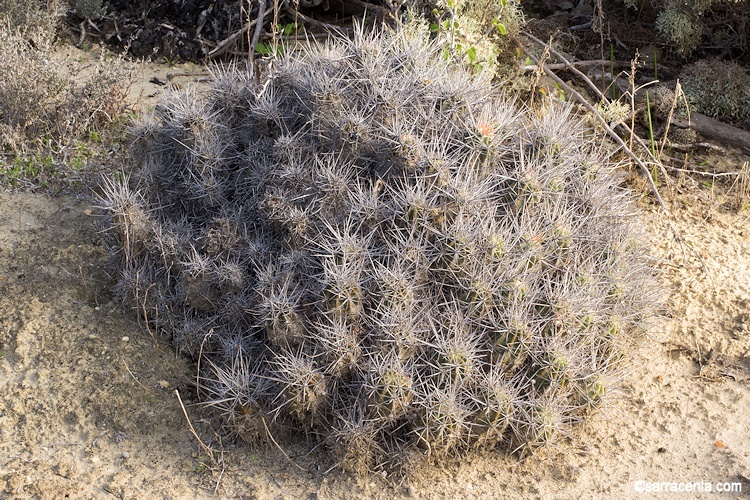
[0,0,134,190]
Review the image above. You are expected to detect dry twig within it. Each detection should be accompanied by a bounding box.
[208,4,274,58]
[261,416,308,472]
[283,0,351,33]
[175,389,223,457]
[249,0,268,72]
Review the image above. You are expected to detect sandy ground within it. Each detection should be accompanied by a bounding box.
[1,55,749,499]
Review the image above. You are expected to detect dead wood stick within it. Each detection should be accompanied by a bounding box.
[664,142,726,154]
[671,113,750,153]
[521,60,640,72]
[523,32,613,105]
[248,0,268,71]
[662,161,746,177]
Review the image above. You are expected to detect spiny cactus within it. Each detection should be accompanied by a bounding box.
[100,22,657,474]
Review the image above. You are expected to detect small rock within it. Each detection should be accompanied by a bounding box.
[121,336,129,342]
[159,380,170,389]
[121,451,130,459]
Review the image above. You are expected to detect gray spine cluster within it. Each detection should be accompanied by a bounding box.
[101,24,656,473]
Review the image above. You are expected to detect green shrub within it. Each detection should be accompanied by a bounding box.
[426,0,524,74]
[624,0,750,56]
[75,0,104,19]
[681,59,750,122]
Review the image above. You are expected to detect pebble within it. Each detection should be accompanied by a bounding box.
[122,336,129,342]
[122,451,130,459]
[159,380,170,389]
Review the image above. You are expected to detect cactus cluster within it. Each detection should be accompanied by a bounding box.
[100,23,656,473]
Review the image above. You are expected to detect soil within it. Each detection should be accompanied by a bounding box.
[1,48,750,500]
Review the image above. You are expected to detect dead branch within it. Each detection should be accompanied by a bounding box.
[283,1,351,33]
[523,32,614,105]
[671,113,750,153]
[521,60,642,72]
[248,0,268,72]
[664,142,726,154]
[208,4,274,58]
[662,162,746,178]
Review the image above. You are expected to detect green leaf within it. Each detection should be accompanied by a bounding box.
[255,43,271,56]
[430,23,439,33]
[497,23,507,35]
[466,46,477,63]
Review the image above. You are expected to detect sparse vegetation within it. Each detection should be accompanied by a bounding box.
[623,0,750,56]
[74,0,104,20]
[427,0,524,74]
[0,0,133,189]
